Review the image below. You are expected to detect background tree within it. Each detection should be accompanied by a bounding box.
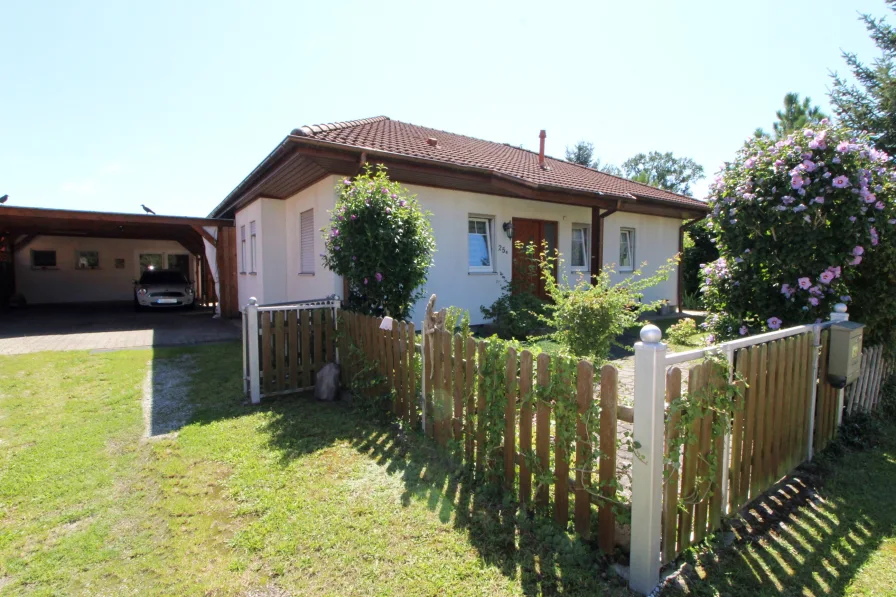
[830,1,896,155]
[771,93,827,138]
[565,141,595,166]
[592,157,623,176]
[620,151,705,196]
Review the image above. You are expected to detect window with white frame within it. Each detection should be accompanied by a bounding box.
[249,220,257,273]
[300,208,315,274]
[240,225,246,273]
[571,224,589,270]
[468,216,494,272]
[619,228,635,271]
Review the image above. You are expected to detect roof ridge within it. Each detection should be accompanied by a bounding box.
[545,153,704,202]
[386,119,700,203]
[292,115,390,137]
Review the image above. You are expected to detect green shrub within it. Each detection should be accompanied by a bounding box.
[681,219,718,302]
[480,274,547,340]
[444,306,472,337]
[666,318,699,345]
[527,242,675,362]
[322,165,436,319]
[702,123,896,340]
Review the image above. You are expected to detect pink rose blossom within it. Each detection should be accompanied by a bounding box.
[853,246,865,256]
[819,271,834,284]
[850,256,863,266]
[767,317,783,330]
[832,175,850,188]
[797,277,812,290]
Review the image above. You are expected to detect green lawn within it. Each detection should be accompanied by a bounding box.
[661,415,896,596]
[0,344,633,596]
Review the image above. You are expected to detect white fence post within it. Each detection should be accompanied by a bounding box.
[630,324,667,595]
[246,297,261,404]
[807,323,823,462]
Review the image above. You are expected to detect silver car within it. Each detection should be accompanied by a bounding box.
[134,270,195,310]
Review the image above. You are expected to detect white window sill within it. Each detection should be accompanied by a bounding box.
[619,269,634,274]
[297,272,315,277]
[570,267,590,272]
[248,272,257,276]
[468,270,498,276]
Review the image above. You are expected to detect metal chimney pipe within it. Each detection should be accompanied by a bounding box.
[538,130,546,168]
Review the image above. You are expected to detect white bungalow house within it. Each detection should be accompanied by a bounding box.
[209,116,708,324]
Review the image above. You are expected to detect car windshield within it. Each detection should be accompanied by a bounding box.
[139,270,188,285]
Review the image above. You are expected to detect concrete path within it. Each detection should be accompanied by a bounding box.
[0,305,240,355]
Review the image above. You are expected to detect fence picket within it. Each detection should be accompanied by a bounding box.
[476,341,486,472]
[678,363,702,551]
[441,331,453,446]
[274,311,286,391]
[692,364,713,544]
[535,353,551,509]
[504,347,517,490]
[464,336,476,465]
[729,349,750,512]
[598,364,618,555]
[751,343,769,500]
[262,312,274,395]
[575,360,593,539]
[288,310,299,390]
[456,334,466,442]
[519,351,534,507]
[662,367,682,565]
[300,310,312,388]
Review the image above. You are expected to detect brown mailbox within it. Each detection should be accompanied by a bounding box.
[827,321,865,388]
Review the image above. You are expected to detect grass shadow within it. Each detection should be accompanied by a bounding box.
[662,421,896,596]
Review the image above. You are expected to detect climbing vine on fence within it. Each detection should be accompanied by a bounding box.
[664,354,744,509]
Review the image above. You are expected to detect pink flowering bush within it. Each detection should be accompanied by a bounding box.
[702,123,896,340]
[322,165,435,319]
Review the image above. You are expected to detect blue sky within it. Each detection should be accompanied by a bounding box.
[0,0,885,217]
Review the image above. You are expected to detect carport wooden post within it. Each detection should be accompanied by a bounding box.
[246,298,261,404]
[629,324,667,595]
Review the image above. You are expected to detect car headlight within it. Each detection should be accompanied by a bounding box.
[185,287,194,296]
[137,287,148,296]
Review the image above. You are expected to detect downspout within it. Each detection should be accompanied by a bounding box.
[678,217,704,313]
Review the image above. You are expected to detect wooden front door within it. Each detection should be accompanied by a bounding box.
[511,218,557,300]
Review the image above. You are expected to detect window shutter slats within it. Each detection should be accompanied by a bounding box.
[300,209,314,273]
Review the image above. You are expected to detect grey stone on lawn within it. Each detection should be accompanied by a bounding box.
[314,362,341,401]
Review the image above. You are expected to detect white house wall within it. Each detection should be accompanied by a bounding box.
[407,184,595,325]
[235,199,265,306]
[235,178,683,323]
[14,236,192,304]
[261,199,288,304]
[284,175,342,301]
[601,211,680,305]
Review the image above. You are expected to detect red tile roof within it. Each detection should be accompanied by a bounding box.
[291,116,706,209]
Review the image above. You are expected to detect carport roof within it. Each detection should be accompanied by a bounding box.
[0,206,233,255]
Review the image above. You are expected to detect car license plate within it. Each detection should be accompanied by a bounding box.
[157,298,178,304]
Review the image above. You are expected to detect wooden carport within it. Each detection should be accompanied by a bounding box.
[0,206,238,317]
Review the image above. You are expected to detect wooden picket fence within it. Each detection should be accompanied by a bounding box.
[659,329,892,564]
[242,298,341,402]
[340,311,418,426]
[845,345,893,415]
[341,313,624,553]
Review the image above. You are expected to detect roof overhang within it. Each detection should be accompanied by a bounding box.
[0,206,234,255]
[210,136,709,221]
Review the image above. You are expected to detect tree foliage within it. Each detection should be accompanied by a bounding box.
[755,93,827,139]
[681,218,719,300]
[322,165,435,319]
[830,1,896,156]
[565,141,594,166]
[701,123,896,342]
[621,151,705,196]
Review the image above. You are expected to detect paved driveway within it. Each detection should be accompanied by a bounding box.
[0,305,241,355]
